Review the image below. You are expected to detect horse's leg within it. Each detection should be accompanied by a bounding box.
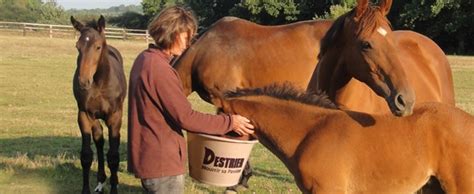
[216,107,254,191]
[92,120,106,193]
[239,162,253,188]
[105,110,122,194]
[78,111,94,194]
[225,160,253,192]
[437,167,474,194]
[436,153,474,194]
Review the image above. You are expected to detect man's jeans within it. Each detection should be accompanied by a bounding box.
[141,174,185,194]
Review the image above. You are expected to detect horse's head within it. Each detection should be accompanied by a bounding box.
[71,15,107,90]
[311,0,415,117]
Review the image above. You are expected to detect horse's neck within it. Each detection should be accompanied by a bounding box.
[313,50,351,100]
[172,47,195,96]
[308,20,333,37]
[229,98,326,160]
[95,44,112,84]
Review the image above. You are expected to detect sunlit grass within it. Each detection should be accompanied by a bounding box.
[0,34,296,193]
[0,34,473,193]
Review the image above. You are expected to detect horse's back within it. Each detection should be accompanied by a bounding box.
[107,45,127,103]
[174,18,332,102]
[393,31,455,105]
[107,45,124,69]
[307,103,474,192]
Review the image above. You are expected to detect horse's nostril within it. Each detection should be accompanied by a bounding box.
[395,93,406,111]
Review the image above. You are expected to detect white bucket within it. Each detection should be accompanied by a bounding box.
[187,132,258,187]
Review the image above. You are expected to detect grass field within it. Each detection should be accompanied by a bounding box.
[0,34,473,194]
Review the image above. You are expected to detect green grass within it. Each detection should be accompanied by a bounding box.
[0,34,297,194]
[0,34,473,194]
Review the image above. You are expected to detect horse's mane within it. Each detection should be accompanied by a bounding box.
[225,83,337,109]
[319,5,391,58]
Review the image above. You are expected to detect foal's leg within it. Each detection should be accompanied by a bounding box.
[92,120,106,193]
[437,164,474,194]
[216,108,254,191]
[225,157,253,192]
[106,110,122,194]
[239,162,253,188]
[78,111,94,194]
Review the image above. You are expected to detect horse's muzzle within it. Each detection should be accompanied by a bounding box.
[388,93,414,117]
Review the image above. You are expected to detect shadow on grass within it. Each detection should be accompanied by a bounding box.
[0,136,142,193]
[252,167,294,183]
[187,179,224,194]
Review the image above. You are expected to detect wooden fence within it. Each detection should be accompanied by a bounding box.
[0,21,152,43]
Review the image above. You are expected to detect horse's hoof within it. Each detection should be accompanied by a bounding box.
[94,182,106,193]
[224,188,237,194]
[225,184,248,193]
[110,185,118,194]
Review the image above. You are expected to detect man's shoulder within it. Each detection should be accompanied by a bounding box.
[139,51,168,67]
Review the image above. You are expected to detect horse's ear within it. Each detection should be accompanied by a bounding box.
[97,15,106,33]
[379,0,393,15]
[70,16,84,31]
[355,0,369,20]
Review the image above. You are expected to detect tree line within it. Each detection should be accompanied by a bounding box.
[0,0,472,54]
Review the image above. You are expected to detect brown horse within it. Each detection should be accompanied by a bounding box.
[219,84,474,194]
[173,4,453,117]
[71,16,127,194]
[173,17,333,103]
[307,0,454,116]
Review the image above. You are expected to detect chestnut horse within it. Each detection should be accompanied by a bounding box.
[173,3,454,116]
[71,16,127,194]
[173,0,453,189]
[219,84,474,194]
[307,0,454,116]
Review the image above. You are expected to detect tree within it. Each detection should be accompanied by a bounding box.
[229,0,299,25]
[185,0,239,30]
[0,0,43,22]
[0,0,70,24]
[141,0,183,22]
[109,11,148,29]
[398,0,473,54]
[38,0,68,24]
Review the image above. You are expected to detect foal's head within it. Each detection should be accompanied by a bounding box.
[71,15,107,89]
[314,0,415,116]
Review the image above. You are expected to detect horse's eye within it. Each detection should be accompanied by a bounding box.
[96,46,101,50]
[361,41,372,51]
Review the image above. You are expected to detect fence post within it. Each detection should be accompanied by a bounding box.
[49,25,53,38]
[23,24,26,36]
[146,30,149,44]
[122,29,127,40]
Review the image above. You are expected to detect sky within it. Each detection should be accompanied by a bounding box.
[56,0,142,9]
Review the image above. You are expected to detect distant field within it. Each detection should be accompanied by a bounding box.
[0,34,473,193]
